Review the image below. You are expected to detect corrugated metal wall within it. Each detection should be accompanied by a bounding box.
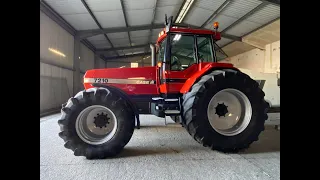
[80,43,94,72]
[40,11,74,68]
[96,57,106,68]
[40,10,95,114]
[106,61,131,68]
[40,10,75,114]
[40,62,73,114]
[106,55,152,68]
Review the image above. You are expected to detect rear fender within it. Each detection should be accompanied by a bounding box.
[180,63,238,94]
[91,83,140,129]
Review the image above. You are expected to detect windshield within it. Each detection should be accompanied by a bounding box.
[156,33,228,71]
[170,34,196,71]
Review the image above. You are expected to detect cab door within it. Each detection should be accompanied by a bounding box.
[166,34,215,94]
[158,33,196,94]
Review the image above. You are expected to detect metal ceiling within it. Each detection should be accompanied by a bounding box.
[41,0,280,60]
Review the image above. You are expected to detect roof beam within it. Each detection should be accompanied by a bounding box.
[40,1,76,36]
[221,16,279,49]
[78,24,165,39]
[260,0,280,6]
[96,44,148,54]
[120,0,132,47]
[221,33,241,41]
[200,0,232,28]
[242,17,280,38]
[79,24,241,42]
[96,31,242,53]
[222,16,279,49]
[221,2,268,34]
[40,1,96,52]
[105,52,149,60]
[81,39,96,52]
[80,0,119,56]
[78,20,241,42]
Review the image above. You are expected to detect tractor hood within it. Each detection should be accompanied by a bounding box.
[83,66,158,91]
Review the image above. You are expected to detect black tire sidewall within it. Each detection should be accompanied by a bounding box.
[66,92,135,154]
[194,73,265,148]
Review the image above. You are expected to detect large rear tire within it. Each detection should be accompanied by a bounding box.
[58,88,135,159]
[182,69,269,152]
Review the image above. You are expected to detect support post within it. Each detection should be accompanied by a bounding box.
[73,36,80,95]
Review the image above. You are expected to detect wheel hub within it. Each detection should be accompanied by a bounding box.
[215,103,228,117]
[75,105,118,145]
[207,88,252,136]
[93,113,110,128]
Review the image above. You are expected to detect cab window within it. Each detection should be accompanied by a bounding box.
[170,34,196,71]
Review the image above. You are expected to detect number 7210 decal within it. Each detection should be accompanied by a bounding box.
[94,78,108,83]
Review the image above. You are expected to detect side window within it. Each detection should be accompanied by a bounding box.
[157,39,166,63]
[197,36,214,62]
[170,34,196,71]
[214,42,228,61]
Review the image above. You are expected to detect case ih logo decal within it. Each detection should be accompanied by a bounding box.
[84,78,155,85]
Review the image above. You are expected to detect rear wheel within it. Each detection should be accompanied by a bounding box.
[58,88,135,159]
[182,69,269,152]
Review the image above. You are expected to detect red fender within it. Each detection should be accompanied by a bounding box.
[180,63,238,94]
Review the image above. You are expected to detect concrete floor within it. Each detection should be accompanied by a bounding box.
[40,114,280,180]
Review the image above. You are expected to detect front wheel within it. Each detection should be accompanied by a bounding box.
[182,69,269,152]
[58,88,135,159]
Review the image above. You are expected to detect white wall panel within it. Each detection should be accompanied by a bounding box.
[40,62,73,113]
[40,11,74,69]
[79,43,94,72]
[40,10,75,113]
[96,57,106,68]
[40,62,73,95]
[219,40,280,107]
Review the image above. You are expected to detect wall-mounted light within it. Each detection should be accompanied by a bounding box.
[48,48,66,57]
[131,63,138,68]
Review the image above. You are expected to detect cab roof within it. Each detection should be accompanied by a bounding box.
[156,27,221,44]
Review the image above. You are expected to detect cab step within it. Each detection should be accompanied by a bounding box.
[151,97,181,117]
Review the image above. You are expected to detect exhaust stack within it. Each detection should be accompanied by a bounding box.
[150,44,156,66]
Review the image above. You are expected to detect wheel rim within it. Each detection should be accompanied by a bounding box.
[207,88,252,136]
[75,105,117,145]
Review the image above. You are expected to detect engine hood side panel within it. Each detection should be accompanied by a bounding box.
[83,67,159,95]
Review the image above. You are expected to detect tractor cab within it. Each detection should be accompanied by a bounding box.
[156,17,228,69]
[151,16,229,95]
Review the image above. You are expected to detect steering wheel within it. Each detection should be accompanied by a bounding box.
[171,56,182,70]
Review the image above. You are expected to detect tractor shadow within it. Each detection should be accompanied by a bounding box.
[240,125,280,154]
[117,125,279,158]
[117,147,179,158]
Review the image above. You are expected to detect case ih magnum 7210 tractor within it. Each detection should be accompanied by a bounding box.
[58,16,269,159]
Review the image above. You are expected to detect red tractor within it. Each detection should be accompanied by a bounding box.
[58,16,269,159]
